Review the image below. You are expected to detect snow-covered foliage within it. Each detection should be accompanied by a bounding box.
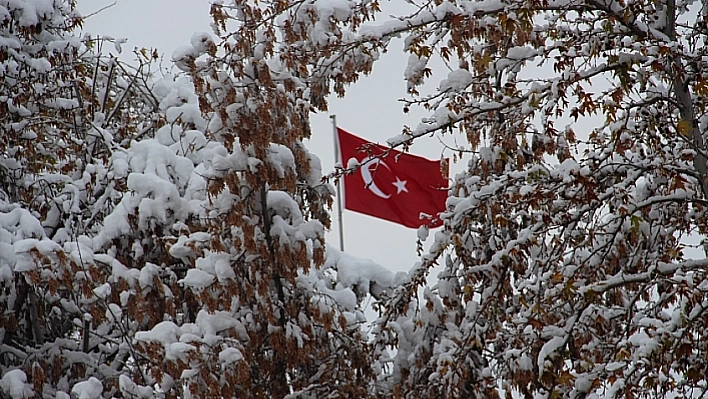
[296,0,708,397]
[6,0,708,397]
[199,0,708,397]
[1,0,386,398]
[168,10,384,394]
[1,0,168,396]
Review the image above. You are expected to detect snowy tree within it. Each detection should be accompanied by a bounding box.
[0,0,397,398]
[150,3,382,395]
[193,0,708,396]
[9,0,708,397]
[0,0,178,397]
[287,0,708,397]
[102,68,379,398]
[2,0,390,397]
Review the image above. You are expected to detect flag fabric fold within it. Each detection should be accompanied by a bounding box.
[337,127,448,228]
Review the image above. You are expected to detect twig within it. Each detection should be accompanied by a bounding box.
[82,2,117,19]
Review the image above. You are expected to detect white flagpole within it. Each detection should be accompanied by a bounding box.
[330,115,345,252]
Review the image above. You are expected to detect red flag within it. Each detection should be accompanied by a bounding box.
[337,127,448,228]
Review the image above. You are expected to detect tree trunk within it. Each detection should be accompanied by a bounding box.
[663,0,708,198]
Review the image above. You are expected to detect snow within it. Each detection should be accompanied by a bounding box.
[218,347,244,366]
[166,342,196,361]
[180,368,199,380]
[332,287,357,311]
[189,32,215,55]
[267,191,304,224]
[0,370,33,399]
[439,69,473,92]
[314,0,351,20]
[106,303,122,322]
[179,268,215,290]
[60,298,80,313]
[628,331,659,358]
[0,263,12,283]
[195,310,247,339]
[71,377,103,399]
[172,45,198,72]
[138,262,160,289]
[266,144,296,178]
[213,256,236,282]
[0,208,44,240]
[153,76,207,130]
[94,139,195,250]
[537,336,565,373]
[169,232,210,261]
[135,321,182,345]
[128,139,194,189]
[118,375,153,399]
[573,374,592,394]
[95,255,139,287]
[92,283,111,300]
[404,54,429,83]
[324,246,402,300]
[346,157,360,169]
[417,224,430,243]
[506,46,538,60]
[65,240,93,268]
[305,152,325,186]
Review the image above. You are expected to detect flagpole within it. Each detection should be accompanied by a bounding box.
[330,115,345,252]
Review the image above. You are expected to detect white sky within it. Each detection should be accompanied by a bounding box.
[80,0,455,274]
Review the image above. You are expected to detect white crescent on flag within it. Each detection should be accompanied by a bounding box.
[360,157,391,199]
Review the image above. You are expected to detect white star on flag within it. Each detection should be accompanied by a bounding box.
[392,177,408,194]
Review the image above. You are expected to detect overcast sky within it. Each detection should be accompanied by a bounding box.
[80,0,457,274]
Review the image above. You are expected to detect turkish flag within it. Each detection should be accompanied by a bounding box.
[337,127,448,228]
